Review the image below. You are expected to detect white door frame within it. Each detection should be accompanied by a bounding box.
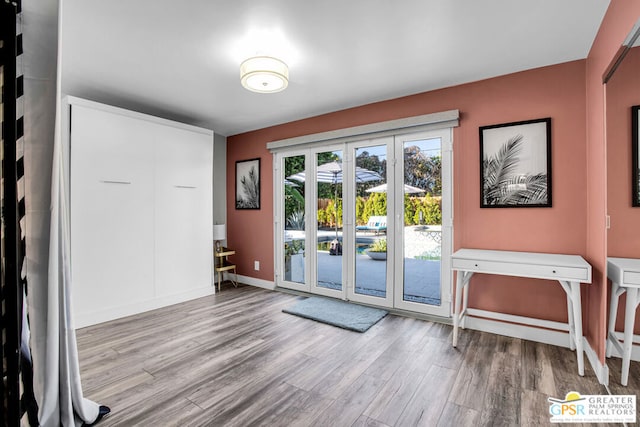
[345,136,395,308]
[311,144,347,299]
[274,129,454,318]
[392,129,453,317]
[275,148,311,293]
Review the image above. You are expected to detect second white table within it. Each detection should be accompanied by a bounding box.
[606,257,640,386]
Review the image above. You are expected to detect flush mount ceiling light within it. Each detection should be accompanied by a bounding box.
[240,56,289,93]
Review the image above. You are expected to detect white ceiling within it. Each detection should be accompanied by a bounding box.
[60,0,610,137]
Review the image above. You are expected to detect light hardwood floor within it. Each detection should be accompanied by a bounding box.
[77,285,639,426]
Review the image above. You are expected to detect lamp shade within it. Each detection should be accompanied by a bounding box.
[240,56,289,93]
[212,224,226,241]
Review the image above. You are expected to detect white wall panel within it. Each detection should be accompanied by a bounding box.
[154,125,213,295]
[68,98,213,327]
[70,105,156,320]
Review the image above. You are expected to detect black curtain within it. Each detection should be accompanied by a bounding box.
[1,0,35,425]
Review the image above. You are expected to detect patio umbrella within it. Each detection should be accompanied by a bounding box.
[365,183,425,194]
[287,161,382,240]
[286,161,382,184]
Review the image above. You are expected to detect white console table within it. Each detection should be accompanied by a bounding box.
[606,257,640,386]
[451,249,592,375]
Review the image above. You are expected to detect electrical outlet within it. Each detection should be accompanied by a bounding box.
[254,261,260,271]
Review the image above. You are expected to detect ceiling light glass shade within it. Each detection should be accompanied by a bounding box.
[240,56,289,93]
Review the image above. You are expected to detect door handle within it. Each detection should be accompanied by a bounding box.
[100,180,131,185]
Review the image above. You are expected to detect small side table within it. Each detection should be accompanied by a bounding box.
[606,257,640,386]
[215,247,237,292]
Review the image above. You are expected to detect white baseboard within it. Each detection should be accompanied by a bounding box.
[74,286,214,329]
[584,338,609,386]
[464,314,571,349]
[234,274,276,290]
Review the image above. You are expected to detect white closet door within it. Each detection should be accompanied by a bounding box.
[70,105,155,321]
[154,126,213,295]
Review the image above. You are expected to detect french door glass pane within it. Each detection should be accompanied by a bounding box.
[354,144,387,298]
[284,155,306,284]
[402,138,442,305]
[316,151,343,291]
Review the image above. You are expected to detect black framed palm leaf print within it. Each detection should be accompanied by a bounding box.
[480,118,552,208]
[236,158,261,209]
[632,105,639,207]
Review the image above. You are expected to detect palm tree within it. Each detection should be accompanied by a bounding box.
[483,134,548,206]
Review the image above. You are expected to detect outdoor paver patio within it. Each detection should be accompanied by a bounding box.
[316,251,441,305]
[286,226,443,307]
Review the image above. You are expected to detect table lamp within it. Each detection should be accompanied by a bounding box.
[213,224,226,252]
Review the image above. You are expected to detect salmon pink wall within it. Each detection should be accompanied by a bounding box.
[585,0,640,362]
[228,60,588,324]
[606,45,640,334]
[607,46,640,258]
[226,143,274,283]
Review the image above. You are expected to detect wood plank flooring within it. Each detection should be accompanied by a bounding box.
[76,285,638,427]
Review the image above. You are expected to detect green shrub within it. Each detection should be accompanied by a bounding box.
[406,195,442,225]
[317,207,327,226]
[324,199,343,227]
[286,210,305,230]
[355,197,366,225]
[369,238,387,252]
[363,193,387,221]
[420,195,442,225]
[404,194,417,225]
[316,194,442,228]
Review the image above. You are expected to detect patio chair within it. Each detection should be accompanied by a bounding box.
[355,216,387,235]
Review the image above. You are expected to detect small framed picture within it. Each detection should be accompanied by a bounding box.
[632,106,639,207]
[235,158,261,210]
[480,118,552,208]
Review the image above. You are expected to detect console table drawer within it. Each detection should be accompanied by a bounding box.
[451,258,589,282]
[624,271,640,286]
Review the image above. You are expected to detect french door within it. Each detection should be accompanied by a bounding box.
[392,131,452,317]
[275,129,452,317]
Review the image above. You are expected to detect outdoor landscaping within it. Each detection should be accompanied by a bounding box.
[282,143,444,305]
[315,193,442,229]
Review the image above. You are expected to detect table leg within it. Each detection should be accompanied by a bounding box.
[606,281,621,358]
[621,288,639,386]
[453,271,463,347]
[567,295,575,351]
[569,281,585,376]
[461,281,469,329]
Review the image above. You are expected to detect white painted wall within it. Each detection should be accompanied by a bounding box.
[213,133,227,243]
